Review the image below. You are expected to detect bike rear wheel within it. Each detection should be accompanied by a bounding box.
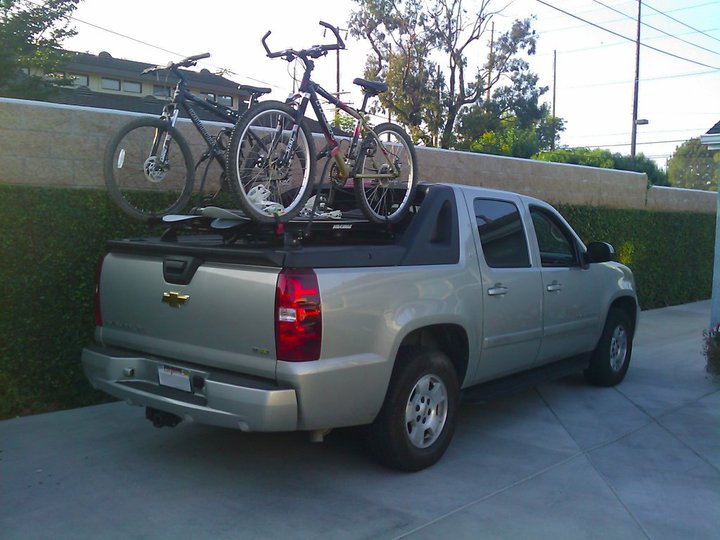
[104,117,195,221]
[355,123,417,224]
[227,100,315,223]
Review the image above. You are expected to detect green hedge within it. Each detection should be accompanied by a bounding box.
[557,204,715,308]
[0,185,152,418]
[0,185,715,418]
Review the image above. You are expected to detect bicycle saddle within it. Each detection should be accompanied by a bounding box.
[238,84,271,96]
[353,78,388,95]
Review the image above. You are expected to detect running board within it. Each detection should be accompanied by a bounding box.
[461,355,590,404]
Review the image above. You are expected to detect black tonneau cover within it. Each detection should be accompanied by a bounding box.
[106,184,460,269]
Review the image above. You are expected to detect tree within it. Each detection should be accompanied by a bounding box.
[0,0,80,98]
[349,0,538,148]
[533,147,669,186]
[454,69,565,158]
[667,137,719,191]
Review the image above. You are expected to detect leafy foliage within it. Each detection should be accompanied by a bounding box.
[349,0,539,148]
[533,147,669,186]
[557,204,714,309]
[457,101,564,158]
[0,0,79,98]
[667,137,719,190]
[0,186,154,418]
[332,110,357,133]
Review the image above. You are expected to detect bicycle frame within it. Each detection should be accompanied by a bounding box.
[159,73,239,169]
[286,59,401,183]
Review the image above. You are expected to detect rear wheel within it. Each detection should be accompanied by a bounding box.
[355,123,417,224]
[227,101,315,222]
[367,346,459,472]
[104,117,194,221]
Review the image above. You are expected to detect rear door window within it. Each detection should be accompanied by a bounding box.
[474,199,530,268]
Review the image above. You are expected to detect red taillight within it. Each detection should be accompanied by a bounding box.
[95,255,105,327]
[275,268,322,362]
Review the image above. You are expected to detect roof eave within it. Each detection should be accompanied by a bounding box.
[701,133,720,151]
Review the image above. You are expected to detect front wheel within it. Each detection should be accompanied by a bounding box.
[355,123,417,224]
[367,346,459,472]
[585,308,633,386]
[227,101,316,223]
[104,117,195,221]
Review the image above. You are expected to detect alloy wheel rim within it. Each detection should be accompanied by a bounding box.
[609,325,628,372]
[404,374,448,449]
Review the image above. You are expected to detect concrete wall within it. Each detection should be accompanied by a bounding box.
[1,97,716,214]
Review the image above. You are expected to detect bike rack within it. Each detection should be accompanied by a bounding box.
[157,208,391,249]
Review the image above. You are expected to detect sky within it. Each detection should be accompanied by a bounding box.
[62,0,720,168]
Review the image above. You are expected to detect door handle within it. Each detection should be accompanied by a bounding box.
[546,281,563,292]
[487,285,508,296]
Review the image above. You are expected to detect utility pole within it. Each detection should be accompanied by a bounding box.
[486,21,494,105]
[552,49,557,150]
[329,26,348,126]
[630,0,642,158]
[553,49,557,116]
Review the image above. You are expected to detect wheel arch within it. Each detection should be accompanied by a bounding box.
[608,295,638,337]
[397,324,470,386]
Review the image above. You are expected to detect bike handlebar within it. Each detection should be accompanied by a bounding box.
[262,21,345,62]
[141,52,211,74]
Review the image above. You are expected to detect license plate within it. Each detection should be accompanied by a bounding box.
[158,366,191,392]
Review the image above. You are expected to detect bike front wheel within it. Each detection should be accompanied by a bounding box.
[227,101,316,223]
[355,123,417,224]
[104,117,195,221]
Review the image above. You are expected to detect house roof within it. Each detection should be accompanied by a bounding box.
[66,51,243,94]
[701,120,720,150]
[35,86,245,122]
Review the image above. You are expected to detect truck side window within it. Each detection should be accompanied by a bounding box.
[530,208,578,267]
[474,199,530,268]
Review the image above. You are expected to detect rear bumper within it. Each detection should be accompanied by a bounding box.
[81,346,297,432]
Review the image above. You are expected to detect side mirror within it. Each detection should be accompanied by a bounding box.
[585,241,615,264]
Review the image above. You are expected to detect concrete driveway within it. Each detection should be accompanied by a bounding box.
[2,301,719,539]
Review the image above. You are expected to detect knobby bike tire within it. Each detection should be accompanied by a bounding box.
[226,100,316,223]
[104,117,195,222]
[354,123,418,224]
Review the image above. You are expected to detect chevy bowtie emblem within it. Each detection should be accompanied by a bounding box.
[162,291,189,308]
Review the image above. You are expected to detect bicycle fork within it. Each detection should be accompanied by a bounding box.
[156,107,180,165]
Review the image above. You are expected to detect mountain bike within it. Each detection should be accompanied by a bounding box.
[226,22,418,224]
[104,53,270,221]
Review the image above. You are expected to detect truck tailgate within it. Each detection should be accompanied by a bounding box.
[97,252,280,380]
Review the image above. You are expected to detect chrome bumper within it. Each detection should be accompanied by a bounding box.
[81,346,297,432]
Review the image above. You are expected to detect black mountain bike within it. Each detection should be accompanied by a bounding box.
[226,22,418,224]
[104,53,270,221]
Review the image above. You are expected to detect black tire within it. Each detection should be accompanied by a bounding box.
[367,346,459,472]
[104,117,194,221]
[585,308,633,386]
[227,101,316,223]
[355,123,417,224]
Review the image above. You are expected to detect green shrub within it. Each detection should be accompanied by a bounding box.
[557,204,715,308]
[0,185,715,418]
[0,185,152,418]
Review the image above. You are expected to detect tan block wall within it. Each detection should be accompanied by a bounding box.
[1,98,717,214]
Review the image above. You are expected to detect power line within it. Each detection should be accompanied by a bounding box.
[564,68,717,90]
[572,126,715,140]
[534,0,720,70]
[66,12,280,89]
[584,138,689,148]
[644,0,720,44]
[589,0,720,57]
[534,26,720,58]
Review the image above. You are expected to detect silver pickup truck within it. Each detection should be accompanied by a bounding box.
[82,183,638,471]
